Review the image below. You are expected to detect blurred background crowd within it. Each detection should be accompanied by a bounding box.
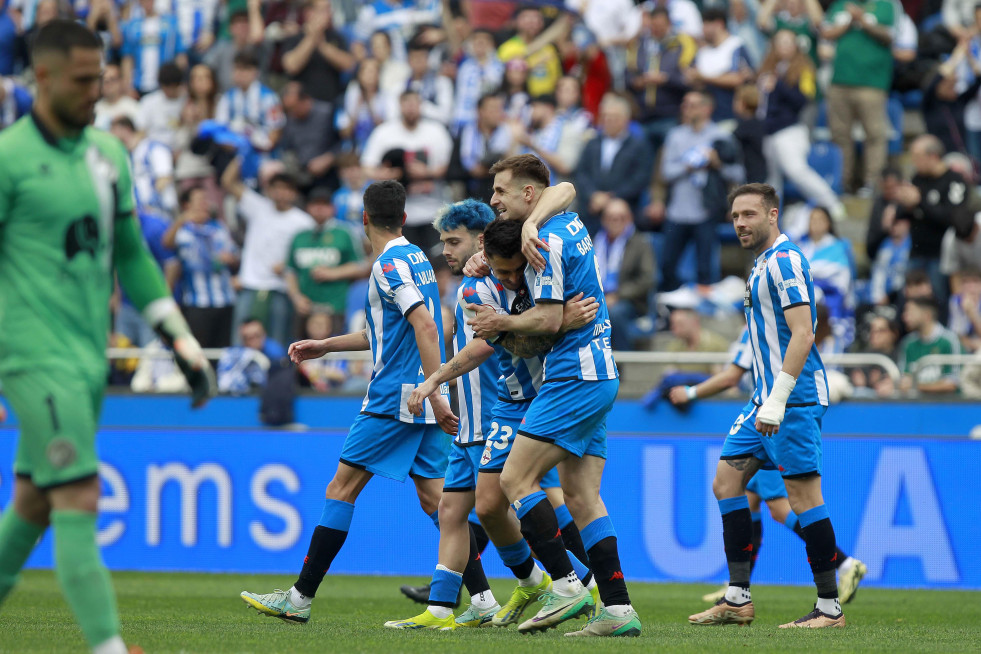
[2,0,980,403]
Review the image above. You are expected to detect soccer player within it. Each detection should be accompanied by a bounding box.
[687,183,845,628]
[667,329,867,605]
[467,155,641,637]
[240,180,457,624]
[0,20,215,654]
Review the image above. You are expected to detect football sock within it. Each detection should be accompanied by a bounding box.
[288,587,311,608]
[798,505,840,608]
[428,564,464,609]
[51,511,120,648]
[294,499,354,597]
[750,511,763,574]
[554,503,574,530]
[0,508,45,604]
[514,491,574,581]
[557,513,594,586]
[497,538,537,583]
[719,496,753,591]
[582,516,630,606]
[471,590,497,610]
[461,522,491,596]
[469,519,490,555]
[790,516,849,568]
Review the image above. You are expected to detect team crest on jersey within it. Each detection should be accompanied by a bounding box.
[480,443,493,466]
[64,215,99,260]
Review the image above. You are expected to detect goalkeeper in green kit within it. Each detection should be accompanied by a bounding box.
[0,20,215,654]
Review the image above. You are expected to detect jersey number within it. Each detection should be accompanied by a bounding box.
[487,421,513,450]
[45,394,61,432]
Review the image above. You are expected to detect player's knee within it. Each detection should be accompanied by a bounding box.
[497,468,524,502]
[437,495,466,524]
[47,476,100,514]
[712,474,739,501]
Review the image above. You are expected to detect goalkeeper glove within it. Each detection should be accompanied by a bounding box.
[145,298,217,408]
[758,371,796,428]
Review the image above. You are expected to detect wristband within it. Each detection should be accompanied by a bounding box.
[686,385,698,401]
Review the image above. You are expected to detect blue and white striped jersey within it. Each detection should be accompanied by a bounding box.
[527,212,618,382]
[131,138,176,216]
[730,326,753,370]
[215,81,286,151]
[362,236,448,424]
[744,234,829,407]
[121,15,186,94]
[168,0,218,48]
[464,272,543,403]
[174,220,237,309]
[453,276,503,445]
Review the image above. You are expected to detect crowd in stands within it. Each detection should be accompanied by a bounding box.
[3,0,981,400]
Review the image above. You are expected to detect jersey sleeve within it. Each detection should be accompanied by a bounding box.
[0,158,12,226]
[768,249,810,309]
[730,327,753,370]
[458,277,505,320]
[374,256,425,315]
[532,232,566,303]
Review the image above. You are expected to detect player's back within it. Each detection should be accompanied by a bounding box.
[745,234,829,407]
[454,275,503,444]
[362,236,446,423]
[527,211,617,382]
[0,117,133,375]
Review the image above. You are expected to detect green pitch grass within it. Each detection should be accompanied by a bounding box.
[1,571,977,653]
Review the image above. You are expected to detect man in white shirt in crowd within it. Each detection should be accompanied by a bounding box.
[138,61,186,150]
[93,63,141,131]
[221,157,315,347]
[361,89,453,252]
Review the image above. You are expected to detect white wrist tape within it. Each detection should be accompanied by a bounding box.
[686,385,698,401]
[769,371,797,405]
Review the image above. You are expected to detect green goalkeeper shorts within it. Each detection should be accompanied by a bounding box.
[1,368,105,489]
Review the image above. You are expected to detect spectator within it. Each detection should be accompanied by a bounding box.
[733,84,767,183]
[121,0,188,96]
[95,64,142,133]
[948,266,981,352]
[800,206,856,352]
[757,0,824,65]
[575,93,656,233]
[898,135,974,305]
[286,188,366,336]
[337,57,399,151]
[729,0,766,68]
[938,151,981,282]
[659,90,744,290]
[216,49,286,166]
[281,0,355,104]
[297,311,350,391]
[596,198,657,351]
[354,0,440,62]
[221,157,315,346]
[510,94,581,186]
[405,40,454,126]
[567,0,643,90]
[497,4,566,97]
[849,313,900,397]
[333,152,370,227]
[454,92,512,201]
[217,318,287,395]
[899,297,961,394]
[164,186,239,349]
[280,81,339,192]
[922,40,981,157]
[360,90,453,251]
[0,0,16,76]
[555,75,594,133]
[664,307,730,375]
[653,0,704,39]
[138,61,186,151]
[866,166,905,260]
[963,5,981,166]
[110,116,178,218]
[498,57,532,121]
[369,29,411,96]
[174,63,219,189]
[627,5,698,154]
[822,0,894,195]
[0,75,32,130]
[943,0,977,39]
[172,0,220,59]
[687,7,754,122]
[204,9,263,94]
[12,0,58,72]
[453,28,505,129]
[869,212,911,306]
[758,30,847,221]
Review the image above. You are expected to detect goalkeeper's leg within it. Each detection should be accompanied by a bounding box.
[0,479,48,605]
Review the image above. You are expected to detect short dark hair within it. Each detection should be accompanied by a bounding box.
[233,48,260,69]
[650,6,670,19]
[158,61,184,87]
[728,183,779,215]
[229,10,249,23]
[482,217,523,260]
[32,19,103,63]
[268,172,298,189]
[905,269,931,286]
[400,89,421,101]
[363,180,406,232]
[531,93,557,108]
[881,166,904,180]
[488,154,550,188]
[810,205,837,237]
[702,7,728,23]
[110,115,137,132]
[477,92,503,110]
[908,296,938,315]
[960,266,981,281]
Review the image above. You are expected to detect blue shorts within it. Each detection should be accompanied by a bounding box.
[720,401,827,478]
[341,413,450,482]
[746,469,788,500]
[479,399,559,489]
[517,378,618,459]
[444,442,483,492]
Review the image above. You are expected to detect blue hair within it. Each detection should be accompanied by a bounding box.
[432,198,495,233]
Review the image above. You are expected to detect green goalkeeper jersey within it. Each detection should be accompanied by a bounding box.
[0,114,136,375]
